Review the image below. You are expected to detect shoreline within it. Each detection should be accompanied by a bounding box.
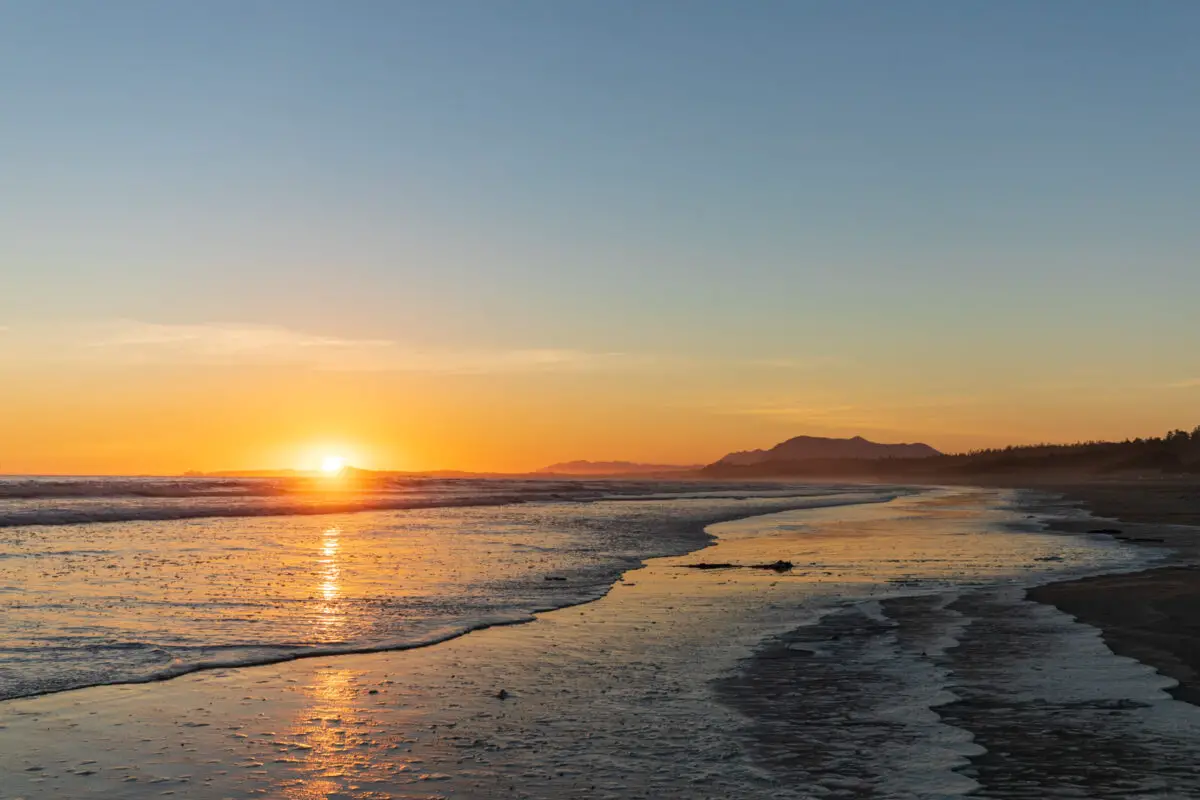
[3,490,948,799]
[0,489,900,703]
[4,486,1115,799]
[1021,480,1200,706]
[714,484,1200,796]
[2,485,1196,797]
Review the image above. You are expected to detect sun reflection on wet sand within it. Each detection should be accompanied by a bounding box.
[288,668,356,799]
[280,665,422,799]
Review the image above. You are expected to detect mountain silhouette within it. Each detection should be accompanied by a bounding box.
[714,435,940,466]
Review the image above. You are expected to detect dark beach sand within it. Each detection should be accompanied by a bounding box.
[1029,566,1200,705]
[1029,479,1200,706]
[1048,479,1200,530]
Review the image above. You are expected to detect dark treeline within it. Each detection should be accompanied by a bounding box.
[700,427,1200,479]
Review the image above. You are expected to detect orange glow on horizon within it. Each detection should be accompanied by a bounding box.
[1,362,1197,476]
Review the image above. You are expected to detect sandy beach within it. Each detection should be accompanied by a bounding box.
[1026,479,1200,707]
[4,486,1199,799]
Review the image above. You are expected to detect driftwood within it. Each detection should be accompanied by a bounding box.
[682,560,794,573]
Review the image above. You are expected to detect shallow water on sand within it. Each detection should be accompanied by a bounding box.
[0,485,888,699]
[4,487,1192,799]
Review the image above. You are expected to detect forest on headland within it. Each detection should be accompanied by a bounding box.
[700,427,1200,480]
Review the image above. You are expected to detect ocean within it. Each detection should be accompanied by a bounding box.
[0,477,889,700]
[3,479,1199,798]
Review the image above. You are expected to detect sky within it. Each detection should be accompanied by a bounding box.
[2,1,1199,474]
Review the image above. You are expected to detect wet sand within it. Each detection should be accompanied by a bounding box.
[1045,479,1200,532]
[1026,479,1200,707]
[1029,566,1200,706]
[716,481,1200,798]
[717,588,1200,799]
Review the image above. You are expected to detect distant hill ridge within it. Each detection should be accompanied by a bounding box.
[715,435,941,467]
[704,427,1200,478]
[537,460,702,476]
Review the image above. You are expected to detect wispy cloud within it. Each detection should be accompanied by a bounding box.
[86,321,642,374]
[96,321,390,352]
[1168,378,1200,389]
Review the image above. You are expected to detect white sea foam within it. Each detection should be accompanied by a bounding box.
[0,476,863,528]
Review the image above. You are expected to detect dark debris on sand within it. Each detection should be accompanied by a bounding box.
[682,560,795,573]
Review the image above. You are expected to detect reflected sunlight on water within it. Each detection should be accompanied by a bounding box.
[316,527,344,640]
[0,488,898,700]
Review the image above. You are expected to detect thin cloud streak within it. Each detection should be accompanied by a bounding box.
[86,321,645,374]
[7,321,807,375]
[1168,378,1200,389]
[95,321,392,353]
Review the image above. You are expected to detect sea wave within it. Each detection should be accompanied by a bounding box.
[0,493,534,528]
[3,616,542,701]
[0,477,293,499]
[0,476,817,528]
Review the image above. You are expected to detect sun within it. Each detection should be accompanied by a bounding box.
[319,455,347,476]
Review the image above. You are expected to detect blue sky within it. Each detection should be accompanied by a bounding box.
[2,2,1199,470]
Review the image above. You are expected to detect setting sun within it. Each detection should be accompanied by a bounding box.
[319,455,347,475]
